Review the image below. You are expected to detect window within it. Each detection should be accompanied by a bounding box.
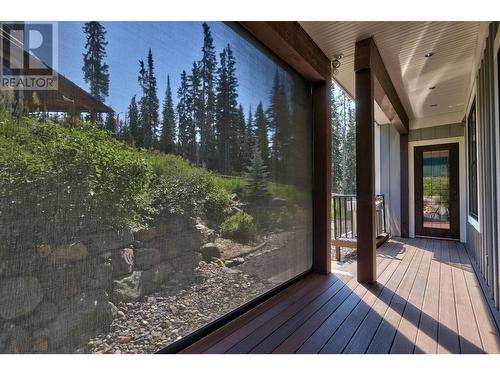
[467,99,478,219]
[0,21,313,353]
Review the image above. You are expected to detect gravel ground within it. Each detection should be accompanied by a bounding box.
[82,261,273,354]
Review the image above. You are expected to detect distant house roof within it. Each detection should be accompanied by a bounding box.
[21,72,113,114]
[1,27,113,115]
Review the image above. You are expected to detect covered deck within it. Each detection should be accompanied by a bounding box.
[182,238,500,354]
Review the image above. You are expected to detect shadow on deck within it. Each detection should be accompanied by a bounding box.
[182,238,500,354]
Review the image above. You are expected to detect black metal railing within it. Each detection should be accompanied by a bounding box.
[332,194,386,239]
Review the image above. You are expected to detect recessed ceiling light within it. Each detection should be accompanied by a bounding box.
[430,104,438,107]
[425,52,434,58]
[429,86,436,90]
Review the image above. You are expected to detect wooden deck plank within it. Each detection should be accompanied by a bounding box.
[366,239,425,353]
[390,238,433,353]
[319,246,405,353]
[258,242,402,354]
[457,244,500,353]
[341,241,416,353]
[414,238,442,354]
[182,273,324,353]
[326,240,418,353]
[448,241,484,353]
[228,271,348,353]
[296,259,392,353]
[300,241,418,354]
[437,239,460,354]
[182,238,500,354]
[273,244,400,354]
[204,273,340,353]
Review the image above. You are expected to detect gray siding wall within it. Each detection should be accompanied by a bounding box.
[379,124,401,236]
[466,22,499,309]
[408,123,464,142]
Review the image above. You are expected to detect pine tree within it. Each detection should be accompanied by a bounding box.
[344,104,356,194]
[200,22,218,169]
[137,49,160,149]
[188,62,203,163]
[177,70,191,159]
[331,84,343,194]
[233,104,246,173]
[118,117,133,143]
[160,75,176,154]
[289,75,312,189]
[82,22,109,106]
[267,69,290,182]
[246,142,271,204]
[215,44,239,174]
[243,107,254,168]
[104,111,116,133]
[128,95,141,147]
[254,101,269,167]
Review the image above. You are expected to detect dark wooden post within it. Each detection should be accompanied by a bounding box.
[312,80,332,275]
[90,110,96,124]
[355,68,376,284]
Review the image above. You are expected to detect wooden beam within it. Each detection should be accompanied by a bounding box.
[239,22,331,82]
[312,80,332,274]
[355,67,376,284]
[355,38,409,134]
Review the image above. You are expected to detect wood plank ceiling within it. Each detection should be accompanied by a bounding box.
[300,21,483,128]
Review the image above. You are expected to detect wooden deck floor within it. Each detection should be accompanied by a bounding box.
[181,238,500,354]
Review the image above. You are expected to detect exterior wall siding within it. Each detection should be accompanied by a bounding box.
[466,22,500,309]
[379,124,401,236]
[408,123,464,142]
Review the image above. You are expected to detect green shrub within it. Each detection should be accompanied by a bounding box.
[269,182,310,206]
[0,114,152,250]
[268,206,293,229]
[146,152,231,225]
[220,211,257,244]
[212,175,250,198]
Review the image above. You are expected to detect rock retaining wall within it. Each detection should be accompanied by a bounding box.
[0,216,210,353]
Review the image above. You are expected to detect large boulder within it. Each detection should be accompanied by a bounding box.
[112,271,143,302]
[49,241,88,263]
[0,323,30,353]
[112,262,174,302]
[46,289,116,350]
[200,243,221,262]
[84,230,134,253]
[170,251,202,273]
[195,221,216,243]
[0,277,43,320]
[225,257,245,268]
[40,260,111,301]
[134,248,161,270]
[81,262,112,292]
[111,247,134,277]
[21,301,59,328]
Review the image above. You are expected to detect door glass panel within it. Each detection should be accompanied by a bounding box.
[422,150,450,229]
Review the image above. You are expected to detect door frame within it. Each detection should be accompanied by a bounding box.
[408,136,466,242]
[414,142,460,239]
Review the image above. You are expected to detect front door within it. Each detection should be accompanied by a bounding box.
[414,143,460,239]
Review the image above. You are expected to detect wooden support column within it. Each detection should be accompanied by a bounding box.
[355,38,409,283]
[355,68,376,284]
[312,80,332,274]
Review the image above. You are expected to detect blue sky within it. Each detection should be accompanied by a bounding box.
[57,22,285,121]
